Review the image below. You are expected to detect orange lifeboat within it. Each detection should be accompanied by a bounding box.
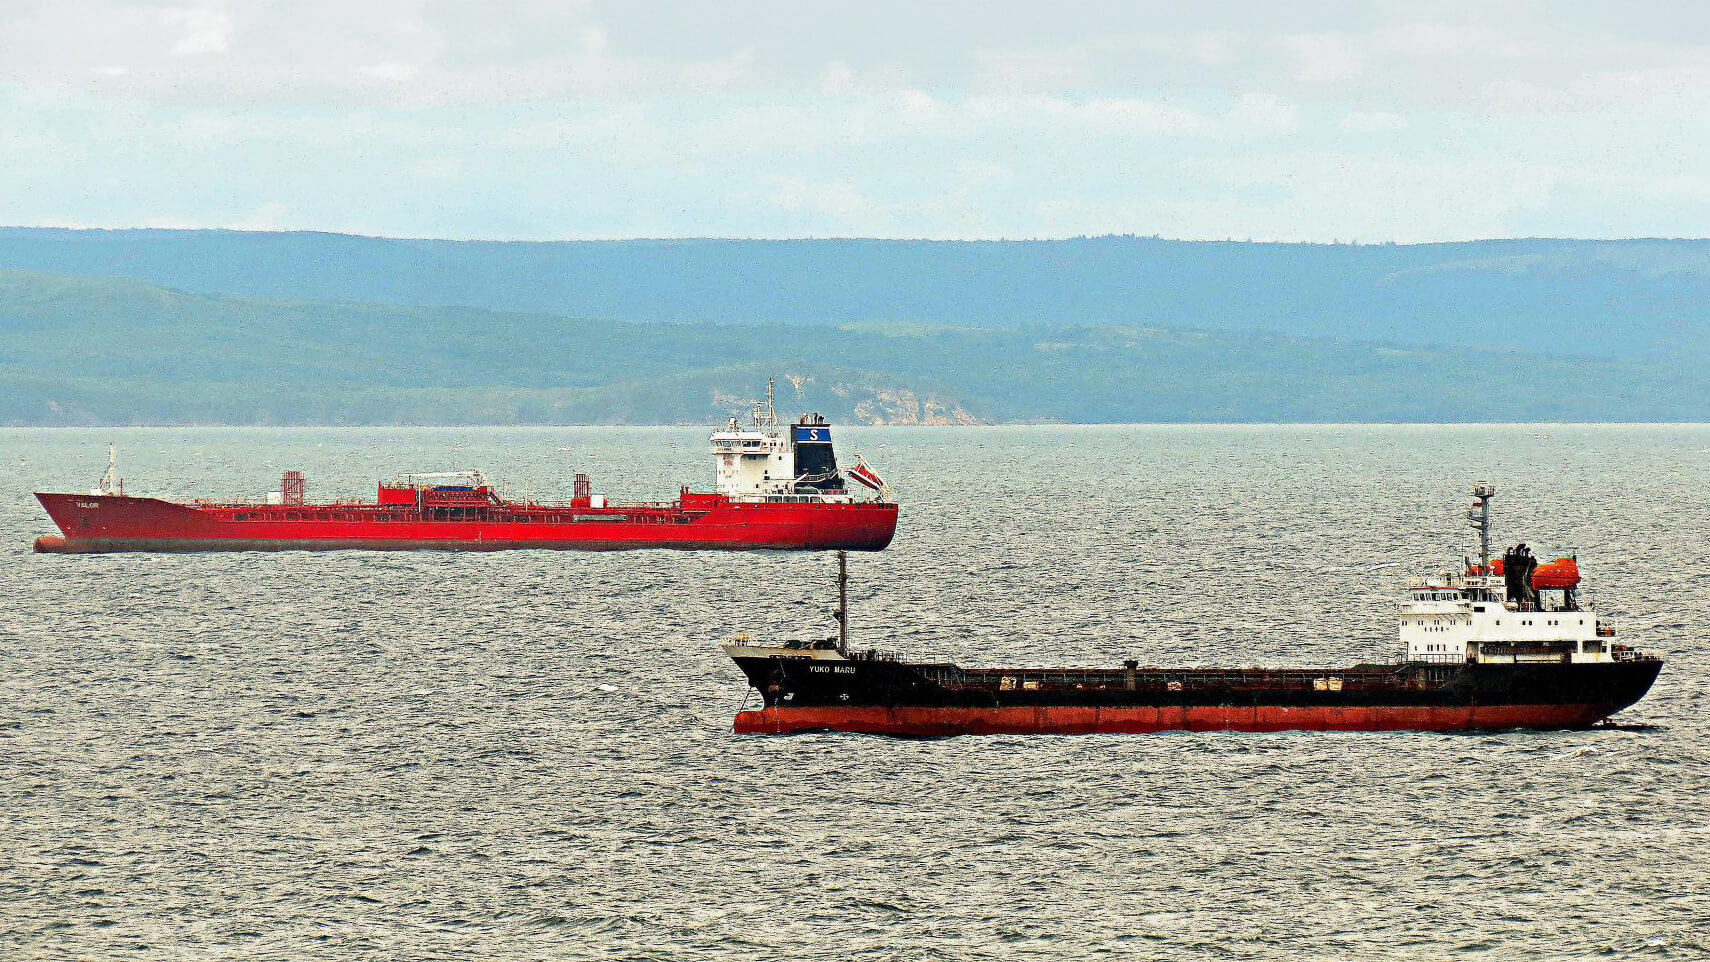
[1533,556,1581,590]
[1487,555,1580,589]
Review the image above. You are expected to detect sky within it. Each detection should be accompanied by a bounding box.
[1,0,1708,242]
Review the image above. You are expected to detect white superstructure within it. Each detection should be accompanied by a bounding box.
[708,379,892,503]
[1399,484,1622,665]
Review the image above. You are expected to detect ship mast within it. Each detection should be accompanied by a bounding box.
[97,443,121,496]
[752,377,779,431]
[1468,482,1495,570]
[836,550,848,655]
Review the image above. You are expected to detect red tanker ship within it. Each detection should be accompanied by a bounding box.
[34,384,897,554]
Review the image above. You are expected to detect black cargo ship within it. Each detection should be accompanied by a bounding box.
[725,486,1662,736]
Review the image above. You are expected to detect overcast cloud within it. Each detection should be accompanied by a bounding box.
[2,0,1707,240]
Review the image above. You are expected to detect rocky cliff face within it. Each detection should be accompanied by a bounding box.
[852,389,981,426]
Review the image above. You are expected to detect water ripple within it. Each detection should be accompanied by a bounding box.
[2,425,1707,960]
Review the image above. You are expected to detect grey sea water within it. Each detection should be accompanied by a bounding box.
[2,425,1706,960]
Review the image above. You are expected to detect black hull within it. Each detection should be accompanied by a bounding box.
[731,655,1664,735]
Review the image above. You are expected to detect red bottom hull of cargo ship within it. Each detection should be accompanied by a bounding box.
[734,702,1628,736]
[33,491,898,553]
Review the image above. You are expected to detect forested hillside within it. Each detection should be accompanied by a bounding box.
[4,268,1706,426]
[2,229,1707,360]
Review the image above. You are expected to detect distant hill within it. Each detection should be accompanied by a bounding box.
[2,229,1708,361]
[3,268,1707,426]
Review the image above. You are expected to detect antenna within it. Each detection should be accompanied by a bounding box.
[836,550,849,655]
[1468,482,1496,570]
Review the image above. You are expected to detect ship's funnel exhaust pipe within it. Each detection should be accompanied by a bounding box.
[1503,544,1540,611]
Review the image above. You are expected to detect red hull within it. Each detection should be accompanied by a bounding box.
[34,492,897,553]
[734,703,1618,735]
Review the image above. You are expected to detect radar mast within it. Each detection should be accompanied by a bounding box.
[1467,482,1495,570]
[751,378,779,430]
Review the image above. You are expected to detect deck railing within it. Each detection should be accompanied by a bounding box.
[1612,647,1661,662]
[917,665,1412,692]
[1402,652,1469,665]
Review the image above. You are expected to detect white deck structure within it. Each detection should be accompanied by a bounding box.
[1399,484,1621,665]
[708,380,890,503]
